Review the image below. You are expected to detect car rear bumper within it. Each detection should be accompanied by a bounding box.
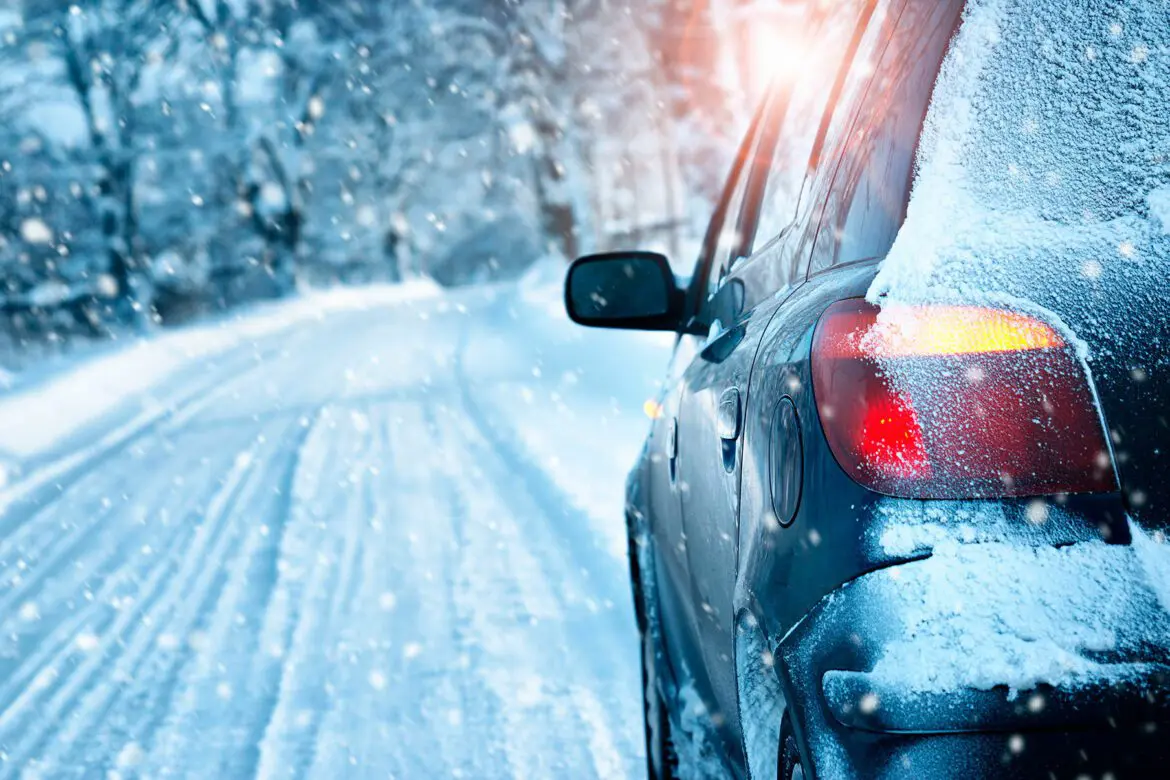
[823,663,1170,733]
[803,729,1170,779]
[774,537,1170,778]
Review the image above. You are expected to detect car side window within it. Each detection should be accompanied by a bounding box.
[726,0,895,307]
[689,106,772,308]
[705,170,752,301]
[810,0,964,274]
[751,0,879,253]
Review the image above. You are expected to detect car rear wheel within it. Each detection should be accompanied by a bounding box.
[779,723,803,780]
[641,625,679,779]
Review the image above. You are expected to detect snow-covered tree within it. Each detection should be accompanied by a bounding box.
[0,0,757,346]
[10,0,185,325]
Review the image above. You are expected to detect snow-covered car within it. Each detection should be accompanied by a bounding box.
[566,0,1170,778]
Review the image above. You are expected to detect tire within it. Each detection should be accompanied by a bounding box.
[779,722,804,780]
[641,625,679,780]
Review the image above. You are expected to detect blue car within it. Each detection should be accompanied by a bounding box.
[566,0,1170,777]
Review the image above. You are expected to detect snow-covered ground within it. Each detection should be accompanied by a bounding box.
[0,276,672,779]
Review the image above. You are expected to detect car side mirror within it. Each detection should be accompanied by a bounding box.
[564,251,686,332]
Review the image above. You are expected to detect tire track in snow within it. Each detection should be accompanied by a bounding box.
[43,421,303,777]
[297,404,411,778]
[340,402,500,779]
[252,406,376,780]
[232,410,330,780]
[452,322,631,608]
[0,430,233,654]
[420,403,503,780]
[368,388,625,778]
[0,324,327,704]
[0,336,306,568]
[255,401,506,779]
[0,290,646,778]
[0,459,139,615]
[0,322,321,552]
[129,415,323,779]
[0,430,258,750]
[442,409,596,779]
[0,426,277,778]
[0,451,169,663]
[442,404,640,779]
[450,319,643,778]
[304,410,390,775]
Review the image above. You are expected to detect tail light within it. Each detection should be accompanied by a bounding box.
[811,299,1116,498]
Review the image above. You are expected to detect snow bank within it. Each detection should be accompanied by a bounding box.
[0,281,439,464]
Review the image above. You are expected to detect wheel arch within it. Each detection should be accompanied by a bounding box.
[734,602,801,780]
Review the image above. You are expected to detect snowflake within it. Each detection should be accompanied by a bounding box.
[20,218,53,245]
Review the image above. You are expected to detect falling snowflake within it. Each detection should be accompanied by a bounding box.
[20,218,53,245]
[307,95,326,121]
[509,121,537,153]
[75,632,100,652]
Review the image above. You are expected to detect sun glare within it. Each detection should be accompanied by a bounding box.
[744,5,822,93]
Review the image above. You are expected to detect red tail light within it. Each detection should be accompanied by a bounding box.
[811,299,1116,498]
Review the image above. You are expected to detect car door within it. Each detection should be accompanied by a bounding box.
[644,338,703,684]
[646,110,773,688]
[672,103,784,749]
[676,0,893,761]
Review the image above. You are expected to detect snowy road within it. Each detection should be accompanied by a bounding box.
[0,282,668,779]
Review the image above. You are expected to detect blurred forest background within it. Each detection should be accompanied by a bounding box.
[0,0,796,363]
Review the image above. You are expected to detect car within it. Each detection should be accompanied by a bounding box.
[564,0,1170,778]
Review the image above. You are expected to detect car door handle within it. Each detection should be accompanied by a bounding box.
[717,388,741,441]
[701,323,747,364]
